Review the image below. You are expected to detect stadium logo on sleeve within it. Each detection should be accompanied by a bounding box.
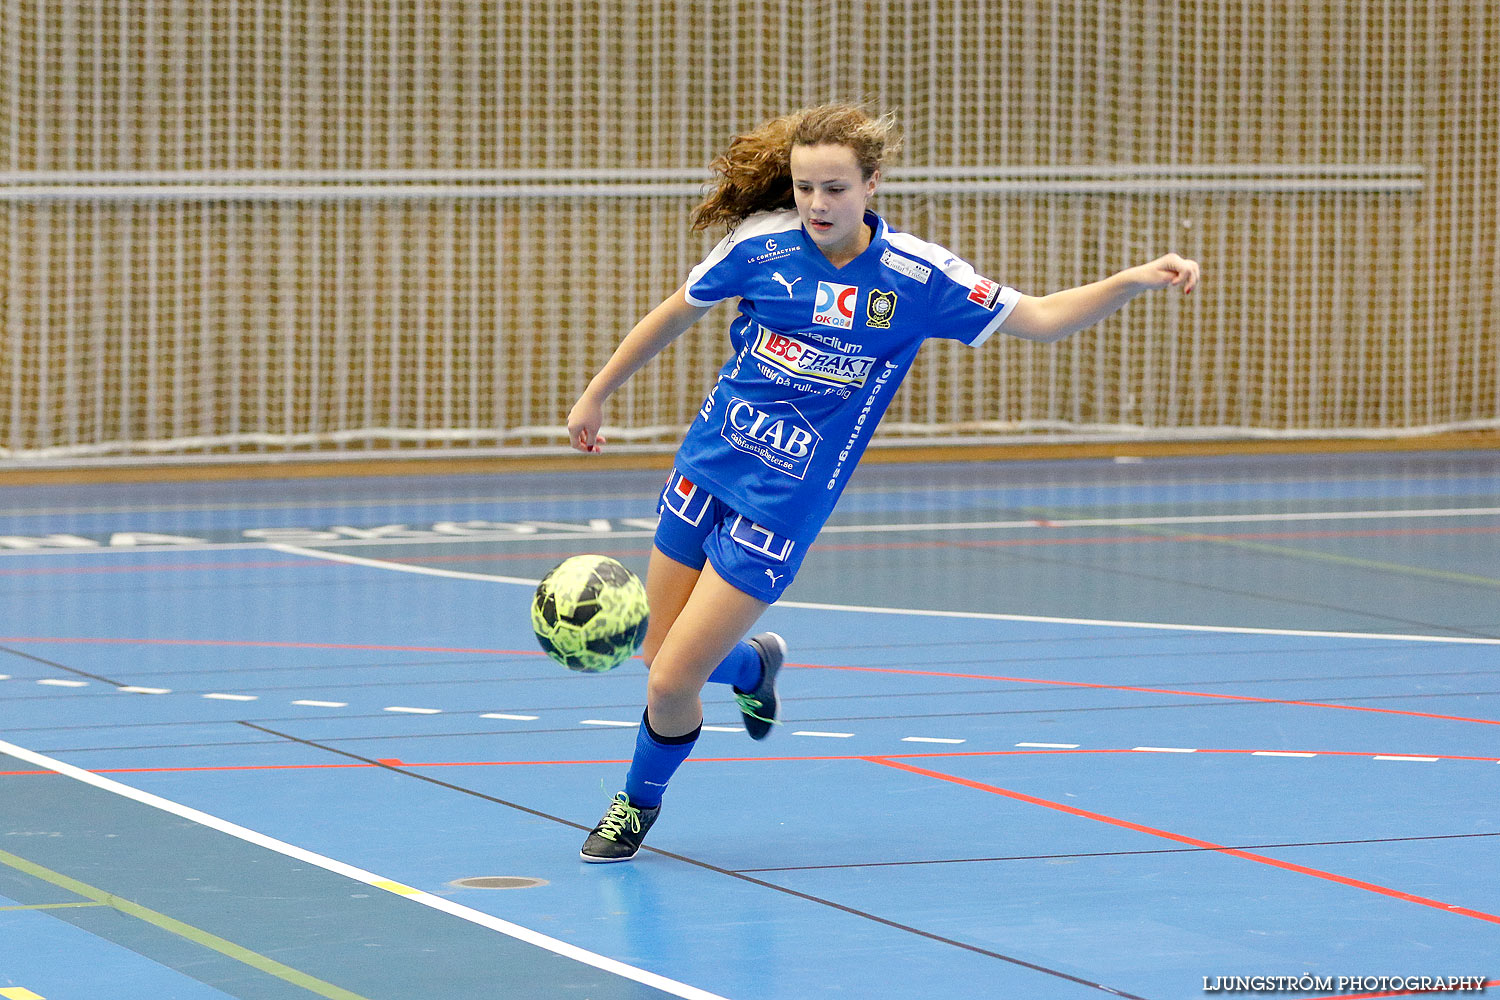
[865,290,897,328]
[721,397,822,479]
[812,281,858,329]
[968,277,1002,310]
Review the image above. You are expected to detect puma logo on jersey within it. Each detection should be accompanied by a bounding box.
[765,569,784,587]
[772,272,802,297]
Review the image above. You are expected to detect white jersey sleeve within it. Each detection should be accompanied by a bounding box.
[884,232,1021,347]
[684,211,804,308]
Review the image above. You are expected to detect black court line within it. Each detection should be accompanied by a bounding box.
[958,547,1500,638]
[733,831,1500,873]
[32,655,521,678]
[11,664,1500,712]
[793,645,1490,671]
[10,642,1488,697]
[0,645,130,687]
[18,727,644,754]
[9,683,1497,721]
[0,756,681,1000]
[22,692,1498,754]
[0,700,1310,749]
[239,721,1157,1000]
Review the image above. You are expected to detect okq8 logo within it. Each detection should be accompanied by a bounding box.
[812,281,858,330]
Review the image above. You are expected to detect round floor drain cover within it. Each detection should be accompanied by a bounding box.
[450,876,548,890]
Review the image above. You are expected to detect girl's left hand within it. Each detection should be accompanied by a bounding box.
[567,394,607,454]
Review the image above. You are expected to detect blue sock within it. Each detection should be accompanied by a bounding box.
[623,710,700,808]
[706,640,762,691]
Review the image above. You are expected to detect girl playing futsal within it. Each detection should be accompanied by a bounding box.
[567,104,1199,861]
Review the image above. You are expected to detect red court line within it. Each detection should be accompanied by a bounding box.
[868,757,1500,926]
[816,523,1500,554]
[8,522,1495,576]
[801,662,1500,727]
[3,634,1495,726]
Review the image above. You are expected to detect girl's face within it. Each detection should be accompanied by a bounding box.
[790,142,879,264]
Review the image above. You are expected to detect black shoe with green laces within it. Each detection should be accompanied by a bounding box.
[580,792,661,863]
[733,632,786,741]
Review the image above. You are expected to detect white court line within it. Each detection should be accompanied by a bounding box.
[120,685,171,695]
[774,599,1500,646]
[37,678,88,687]
[268,543,1500,646]
[6,481,1492,519]
[1016,742,1081,749]
[1373,755,1440,762]
[0,505,1496,558]
[202,693,257,702]
[481,713,538,721]
[0,738,734,1000]
[0,533,658,557]
[1251,751,1318,758]
[267,543,543,585]
[293,700,348,708]
[816,506,1500,535]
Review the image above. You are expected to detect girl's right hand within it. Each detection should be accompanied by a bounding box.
[566,394,607,453]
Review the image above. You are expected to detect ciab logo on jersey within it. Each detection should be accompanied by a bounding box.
[720,396,822,479]
[812,281,858,329]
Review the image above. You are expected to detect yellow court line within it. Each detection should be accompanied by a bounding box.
[370,879,421,896]
[0,901,107,912]
[0,849,372,1000]
[0,988,46,1000]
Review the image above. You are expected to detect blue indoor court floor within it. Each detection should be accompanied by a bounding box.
[0,448,1497,999]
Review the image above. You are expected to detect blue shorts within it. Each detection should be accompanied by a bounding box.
[653,469,807,603]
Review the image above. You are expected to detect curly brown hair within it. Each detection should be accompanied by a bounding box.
[689,104,901,232]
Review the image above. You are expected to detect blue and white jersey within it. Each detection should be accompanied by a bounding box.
[675,209,1021,541]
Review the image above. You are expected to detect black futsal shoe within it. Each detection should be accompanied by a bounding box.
[734,632,786,741]
[580,792,661,863]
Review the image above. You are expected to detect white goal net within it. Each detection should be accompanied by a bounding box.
[2,2,1496,464]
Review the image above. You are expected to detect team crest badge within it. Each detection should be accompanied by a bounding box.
[866,289,897,328]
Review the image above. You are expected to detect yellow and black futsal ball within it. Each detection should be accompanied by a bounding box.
[530,555,649,672]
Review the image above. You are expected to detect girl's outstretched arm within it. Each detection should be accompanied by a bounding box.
[998,253,1199,343]
[567,284,711,453]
